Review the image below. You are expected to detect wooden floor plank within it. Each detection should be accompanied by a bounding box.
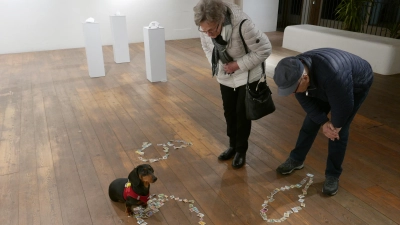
[0,173,19,225]
[20,95,36,172]
[0,95,21,176]
[18,171,41,225]
[37,167,63,225]
[33,94,53,169]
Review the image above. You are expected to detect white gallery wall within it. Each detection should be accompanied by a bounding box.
[0,0,277,54]
[243,0,279,32]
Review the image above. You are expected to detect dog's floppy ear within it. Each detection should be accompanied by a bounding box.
[128,167,141,187]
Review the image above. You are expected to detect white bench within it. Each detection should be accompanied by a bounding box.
[282,24,400,75]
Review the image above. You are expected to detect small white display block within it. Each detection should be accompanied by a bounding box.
[143,26,167,82]
[110,15,130,63]
[82,22,105,77]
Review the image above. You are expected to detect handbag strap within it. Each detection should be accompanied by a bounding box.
[239,19,266,85]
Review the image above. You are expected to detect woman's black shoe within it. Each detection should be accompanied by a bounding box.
[232,152,246,168]
[218,147,236,160]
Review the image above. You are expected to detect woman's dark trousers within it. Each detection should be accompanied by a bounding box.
[219,81,258,154]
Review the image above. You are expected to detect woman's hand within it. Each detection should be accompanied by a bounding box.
[322,121,341,141]
[223,61,239,74]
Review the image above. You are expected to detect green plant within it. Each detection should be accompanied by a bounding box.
[335,0,374,33]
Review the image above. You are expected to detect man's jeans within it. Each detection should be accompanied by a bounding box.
[290,90,370,178]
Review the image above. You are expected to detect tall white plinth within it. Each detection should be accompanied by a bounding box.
[143,27,167,82]
[82,23,105,78]
[110,15,130,63]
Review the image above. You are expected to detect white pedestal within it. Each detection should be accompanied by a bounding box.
[82,23,105,77]
[143,27,167,82]
[110,15,130,63]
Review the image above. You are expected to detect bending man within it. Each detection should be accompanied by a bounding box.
[273,48,373,195]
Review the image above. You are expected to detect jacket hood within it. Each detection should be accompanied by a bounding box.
[224,2,250,28]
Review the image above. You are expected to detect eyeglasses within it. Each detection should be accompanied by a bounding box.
[198,23,220,34]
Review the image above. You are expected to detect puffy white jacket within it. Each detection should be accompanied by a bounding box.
[200,2,272,88]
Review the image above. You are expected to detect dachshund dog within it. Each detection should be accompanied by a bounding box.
[108,164,157,216]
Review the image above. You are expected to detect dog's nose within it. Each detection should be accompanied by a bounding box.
[153,177,158,182]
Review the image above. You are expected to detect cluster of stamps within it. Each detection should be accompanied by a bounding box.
[132,193,206,225]
[260,173,314,223]
[134,140,314,224]
[135,140,193,163]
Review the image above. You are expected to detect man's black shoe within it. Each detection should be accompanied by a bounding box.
[232,152,246,169]
[276,157,304,175]
[218,147,236,160]
[322,176,339,196]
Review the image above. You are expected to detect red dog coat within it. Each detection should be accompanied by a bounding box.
[123,186,149,204]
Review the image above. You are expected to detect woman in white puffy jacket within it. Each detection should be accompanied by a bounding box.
[193,0,272,168]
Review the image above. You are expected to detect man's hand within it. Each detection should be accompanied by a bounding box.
[322,121,341,141]
[223,61,239,74]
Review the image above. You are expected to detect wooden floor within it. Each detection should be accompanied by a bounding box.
[0,31,399,225]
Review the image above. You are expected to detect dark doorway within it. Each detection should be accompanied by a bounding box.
[309,0,322,25]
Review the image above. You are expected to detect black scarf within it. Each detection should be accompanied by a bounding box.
[211,11,233,77]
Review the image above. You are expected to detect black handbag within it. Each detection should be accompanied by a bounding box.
[239,19,276,120]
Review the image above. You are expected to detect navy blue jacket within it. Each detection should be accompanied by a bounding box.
[295,48,373,128]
